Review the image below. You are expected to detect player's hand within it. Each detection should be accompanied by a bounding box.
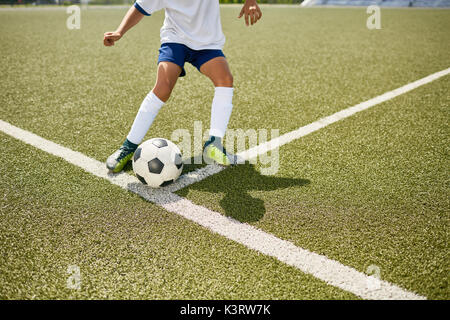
[103,31,122,46]
[238,0,262,26]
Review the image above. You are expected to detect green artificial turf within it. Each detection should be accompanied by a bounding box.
[0,134,357,299]
[177,76,450,299]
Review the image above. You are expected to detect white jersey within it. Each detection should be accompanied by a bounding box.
[134,0,226,50]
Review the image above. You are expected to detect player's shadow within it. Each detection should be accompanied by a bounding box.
[178,159,310,223]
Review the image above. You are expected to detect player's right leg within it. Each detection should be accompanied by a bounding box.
[106,61,182,173]
[199,56,240,166]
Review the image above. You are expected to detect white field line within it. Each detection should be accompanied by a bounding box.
[3,68,447,300]
[0,118,426,300]
[168,67,450,193]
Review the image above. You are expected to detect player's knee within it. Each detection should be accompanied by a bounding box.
[215,73,233,87]
[153,83,173,102]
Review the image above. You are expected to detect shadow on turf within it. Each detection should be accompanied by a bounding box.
[178,159,310,223]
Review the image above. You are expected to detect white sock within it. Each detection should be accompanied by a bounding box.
[209,87,234,138]
[127,91,165,145]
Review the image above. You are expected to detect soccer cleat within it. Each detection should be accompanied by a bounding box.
[203,136,240,166]
[106,146,135,173]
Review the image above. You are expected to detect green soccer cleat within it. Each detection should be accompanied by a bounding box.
[203,136,241,166]
[106,146,135,173]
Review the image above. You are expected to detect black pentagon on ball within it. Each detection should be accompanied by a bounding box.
[160,179,173,187]
[174,153,183,169]
[136,173,147,185]
[134,147,142,162]
[148,158,164,174]
[152,138,168,148]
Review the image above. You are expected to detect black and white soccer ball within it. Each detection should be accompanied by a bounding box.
[132,138,183,188]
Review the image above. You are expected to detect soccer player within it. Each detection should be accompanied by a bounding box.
[104,0,262,173]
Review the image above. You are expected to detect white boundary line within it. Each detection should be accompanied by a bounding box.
[3,67,448,300]
[0,119,425,300]
[168,67,450,192]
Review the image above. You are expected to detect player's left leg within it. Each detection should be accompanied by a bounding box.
[200,57,239,165]
[106,61,182,173]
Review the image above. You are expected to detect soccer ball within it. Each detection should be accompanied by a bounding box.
[132,138,183,188]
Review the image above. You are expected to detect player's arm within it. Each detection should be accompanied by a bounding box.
[238,0,262,26]
[103,5,145,46]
